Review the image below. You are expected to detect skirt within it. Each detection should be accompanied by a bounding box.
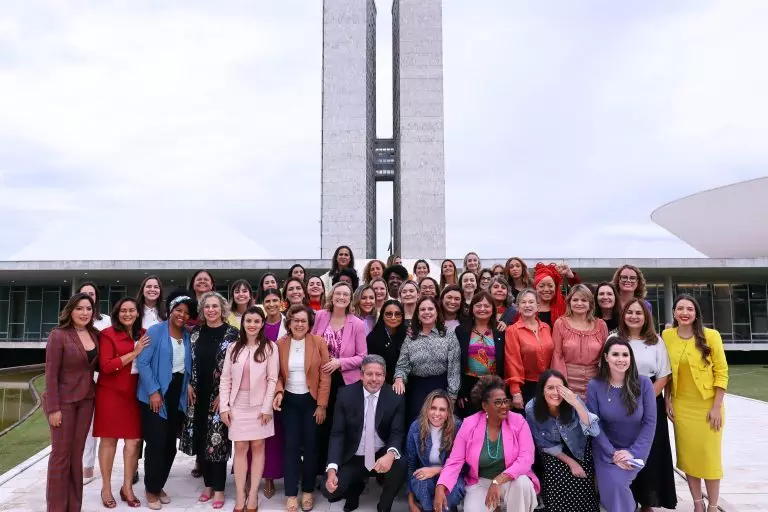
[406,374,448,425]
[631,388,677,508]
[228,388,275,441]
[93,384,141,439]
[540,444,600,512]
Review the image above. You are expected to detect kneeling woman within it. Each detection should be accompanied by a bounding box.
[406,390,465,512]
[219,306,280,512]
[525,370,600,512]
[435,375,539,512]
[587,338,656,512]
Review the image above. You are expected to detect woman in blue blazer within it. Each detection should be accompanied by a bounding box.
[406,389,465,512]
[136,291,196,510]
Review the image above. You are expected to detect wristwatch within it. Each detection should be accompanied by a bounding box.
[491,479,500,486]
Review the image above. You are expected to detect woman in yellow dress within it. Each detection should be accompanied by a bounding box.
[663,294,728,512]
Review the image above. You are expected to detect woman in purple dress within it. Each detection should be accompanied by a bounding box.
[587,337,656,512]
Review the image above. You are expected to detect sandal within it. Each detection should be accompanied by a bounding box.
[199,492,212,503]
[263,479,275,499]
[100,490,117,509]
[212,500,225,509]
[301,492,313,511]
[119,487,141,508]
[286,496,299,512]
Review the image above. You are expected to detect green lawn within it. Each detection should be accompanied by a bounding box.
[728,364,768,402]
[0,376,51,476]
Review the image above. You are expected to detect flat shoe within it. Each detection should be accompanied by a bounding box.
[159,491,171,504]
[301,492,313,511]
[146,500,162,511]
[263,480,275,499]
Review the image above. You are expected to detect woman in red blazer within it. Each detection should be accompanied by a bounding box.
[94,298,150,508]
[44,293,99,512]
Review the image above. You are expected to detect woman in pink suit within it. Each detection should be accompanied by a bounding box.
[311,281,368,474]
[220,306,279,512]
[435,375,539,512]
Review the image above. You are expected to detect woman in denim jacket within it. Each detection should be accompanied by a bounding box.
[525,370,600,512]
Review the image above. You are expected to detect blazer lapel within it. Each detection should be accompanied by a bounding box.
[304,336,313,378]
[69,329,88,364]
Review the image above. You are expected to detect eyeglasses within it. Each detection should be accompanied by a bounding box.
[619,276,638,283]
[384,311,403,318]
[480,276,492,281]
[489,399,511,407]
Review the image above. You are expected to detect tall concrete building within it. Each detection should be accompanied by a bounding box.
[320,0,446,260]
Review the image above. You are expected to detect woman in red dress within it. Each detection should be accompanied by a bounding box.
[94,297,150,508]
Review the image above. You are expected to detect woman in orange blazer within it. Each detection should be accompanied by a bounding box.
[44,293,99,512]
[273,304,331,512]
[220,306,279,512]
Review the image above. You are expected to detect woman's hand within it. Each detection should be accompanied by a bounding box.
[48,411,62,427]
[568,460,587,478]
[413,466,441,480]
[613,449,633,470]
[150,391,163,413]
[556,262,574,279]
[485,481,501,510]
[220,410,231,427]
[210,396,220,413]
[511,393,524,410]
[321,358,341,374]
[433,484,449,512]
[496,320,507,331]
[557,385,579,407]
[314,405,327,424]
[259,412,273,425]
[272,392,283,411]
[187,385,196,407]
[393,378,405,395]
[665,397,674,422]
[707,406,723,432]
[133,335,151,356]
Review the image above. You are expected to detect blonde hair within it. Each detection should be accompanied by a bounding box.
[564,284,595,321]
[324,282,354,314]
[198,291,230,325]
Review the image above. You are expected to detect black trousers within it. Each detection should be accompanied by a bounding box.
[141,373,184,494]
[282,391,318,496]
[323,448,407,512]
[201,460,227,492]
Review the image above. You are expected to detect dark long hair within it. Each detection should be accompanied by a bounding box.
[332,268,360,291]
[439,259,457,288]
[468,290,497,328]
[533,369,574,424]
[232,306,272,363]
[413,259,430,275]
[505,257,531,288]
[618,297,658,345]
[78,281,102,317]
[282,277,309,307]
[136,275,167,321]
[598,338,641,415]
[330,245,355,277]
[672,294,712,364]
[58,293,97,333]
[287,264,306,282]
[111,297,144,340]
[229,279,254,314]
[257,273,278,303]
[409,296,446,339]
[595,281,621,323]
[371,299,406,342]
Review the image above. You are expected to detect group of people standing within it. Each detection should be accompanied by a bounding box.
[43,248,728,512]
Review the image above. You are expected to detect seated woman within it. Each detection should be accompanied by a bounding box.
[406,390,465,512]
[435,375,539,512]
[587,338,656,512]
[525,370,600,512]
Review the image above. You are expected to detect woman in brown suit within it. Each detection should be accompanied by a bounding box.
[44,292,100,512]
[273,304,331,512]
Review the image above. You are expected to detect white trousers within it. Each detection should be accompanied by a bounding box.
[82,372,98,469]
[463,476,536,512]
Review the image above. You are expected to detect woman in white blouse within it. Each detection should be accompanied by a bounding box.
[611,298,677,511]
[137,275,166,329]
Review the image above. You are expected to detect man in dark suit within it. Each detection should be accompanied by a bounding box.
[324,354,407,512]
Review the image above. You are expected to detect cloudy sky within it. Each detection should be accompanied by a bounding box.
[0,1,766,261]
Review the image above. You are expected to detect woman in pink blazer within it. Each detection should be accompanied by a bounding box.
[219,307,279,512]
[435,375,539,512]
[310,281,368,475]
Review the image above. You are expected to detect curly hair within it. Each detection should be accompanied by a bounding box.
[612,264,647,299]
[505,257,531,288]
[471,374,506,409]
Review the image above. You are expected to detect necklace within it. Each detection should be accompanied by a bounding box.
[485,424,502,460]
[607,382,623,402]
[292,339,304,353]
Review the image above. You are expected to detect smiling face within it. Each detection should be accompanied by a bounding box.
[307,277,324,299]
[489,281,508,303]
[169,303,190,329]
[483,388,510,422]
[465,253,479,273]
[372,281,388,302]
[472,297,493,322]
[543,375,565,409]
[414,262,429,279]
[618,267,638,293]
[263,294,281,316]
[332,284,352,310]
[518,291,537,319]
[536,276,556,303]
[442,260,455,278]
[427,397,450,429]
[71,298,93,328]
[361,362,386,394]
[419,279,437,298]
[369,261,384,280]
[418,299,438,327]
[143,278,161,304]
[262,275,277,290]
[382,304,403,330]
[359,288,375,315]
[387,273,404,297]
[399,283,419,305]
[674,299,696,326]
[336,247,351,268]
[442,290,462,315]
[479,271,492,290]
[286,281,305,305]
[193,272,213,294]
[597,285,616,311]
[118,300,139,330]
[605,343,632,375]
[461,273,477,295]
[242,311,264,339]
[624,301,646,333]
[202,296,222,324]
[569,291,591,316]
[289,310,309,338]
[233,284,252,307]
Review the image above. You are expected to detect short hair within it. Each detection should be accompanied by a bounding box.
[165,288,198,320]
[284,304,315,336]
[324,281,354,313]
[361,354,387,372]
[198,291,230,325]
[471,374,505,409]
[419,276,440,294]
[488,276,511,307]
[516,287,538,305]
[383,264,408,282]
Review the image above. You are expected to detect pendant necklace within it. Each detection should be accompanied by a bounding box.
[485,424,502,460]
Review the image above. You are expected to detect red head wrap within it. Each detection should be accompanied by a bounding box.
[533,263,565,324]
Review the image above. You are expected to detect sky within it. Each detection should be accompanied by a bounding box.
[0,1,767,261]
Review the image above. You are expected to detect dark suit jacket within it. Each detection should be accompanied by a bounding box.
[328,381,405,467]
[43,327,98,414]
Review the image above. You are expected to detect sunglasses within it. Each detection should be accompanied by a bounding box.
[384,311,403,318]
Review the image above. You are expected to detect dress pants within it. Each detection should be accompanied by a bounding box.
[282,391,318,496]
[46,398,94,512]
[141,373,184,495]
[323,448,407,512]
[463,476,536,512]
[82,372,98,470]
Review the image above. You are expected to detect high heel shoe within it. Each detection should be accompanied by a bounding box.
[100,490,117,509]
[119,487,141,508]
[246,495,259,512]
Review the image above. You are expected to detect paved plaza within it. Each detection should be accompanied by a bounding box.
[1,393,766,511]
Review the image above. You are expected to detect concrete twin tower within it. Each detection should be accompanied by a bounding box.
[320,0,446,260]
